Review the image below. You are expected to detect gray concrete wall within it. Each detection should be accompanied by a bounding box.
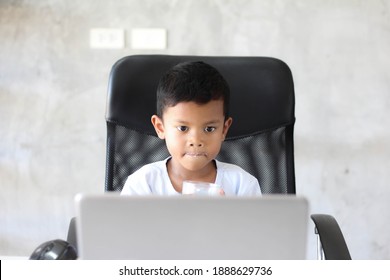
[1,0,389,259]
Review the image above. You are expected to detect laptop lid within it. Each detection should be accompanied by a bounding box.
[75,194,309,260]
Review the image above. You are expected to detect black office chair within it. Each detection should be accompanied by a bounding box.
[102,55,351,259]
[63,55,350,260]
[105,55,351,259]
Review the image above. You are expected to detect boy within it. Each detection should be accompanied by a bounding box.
[121,61,261,196]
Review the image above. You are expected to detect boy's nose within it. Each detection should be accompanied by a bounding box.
[189,142,204,147]
[188,132,204,147]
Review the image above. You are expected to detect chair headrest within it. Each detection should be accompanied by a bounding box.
[106,55,295,138]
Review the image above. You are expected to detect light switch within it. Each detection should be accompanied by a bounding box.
[131,28,167,50]
[90,28,125,49]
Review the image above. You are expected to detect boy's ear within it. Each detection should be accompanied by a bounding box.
[151,115,165,139]
[222,117,233,140]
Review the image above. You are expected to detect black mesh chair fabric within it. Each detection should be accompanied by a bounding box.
[105,55,295,194]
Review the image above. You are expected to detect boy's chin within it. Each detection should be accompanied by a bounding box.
[180,158,213,172]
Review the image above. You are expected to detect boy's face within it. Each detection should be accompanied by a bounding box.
[151,100,232,178]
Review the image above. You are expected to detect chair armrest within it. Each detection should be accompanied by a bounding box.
[66,217,78,252]
[310,214,351,260]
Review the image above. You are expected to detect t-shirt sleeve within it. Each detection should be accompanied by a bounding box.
[237,175,262,196]
[216,161,262,196]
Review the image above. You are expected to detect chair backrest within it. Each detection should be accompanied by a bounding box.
[105,55,295,194]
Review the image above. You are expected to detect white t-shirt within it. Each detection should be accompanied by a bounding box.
[121,158,262,196]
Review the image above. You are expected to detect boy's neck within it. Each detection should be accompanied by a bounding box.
[166,159,217,193]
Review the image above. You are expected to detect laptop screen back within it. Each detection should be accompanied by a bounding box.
[75,194,309,260]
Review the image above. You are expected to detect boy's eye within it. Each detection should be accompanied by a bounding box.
[177,126,188,132]
[204,126,216,133]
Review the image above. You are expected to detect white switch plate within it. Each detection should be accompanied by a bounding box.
[131,28,167,50]
[90,28,125,49]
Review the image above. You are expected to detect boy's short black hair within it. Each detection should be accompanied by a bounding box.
[156,61,230,118]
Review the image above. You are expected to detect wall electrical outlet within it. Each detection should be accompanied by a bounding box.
[131,28,167,50]
[90,28,125,49]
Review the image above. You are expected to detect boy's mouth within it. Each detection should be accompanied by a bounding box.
[184,152,207,157]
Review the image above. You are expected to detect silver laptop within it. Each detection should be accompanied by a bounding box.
[75,194,309,260]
